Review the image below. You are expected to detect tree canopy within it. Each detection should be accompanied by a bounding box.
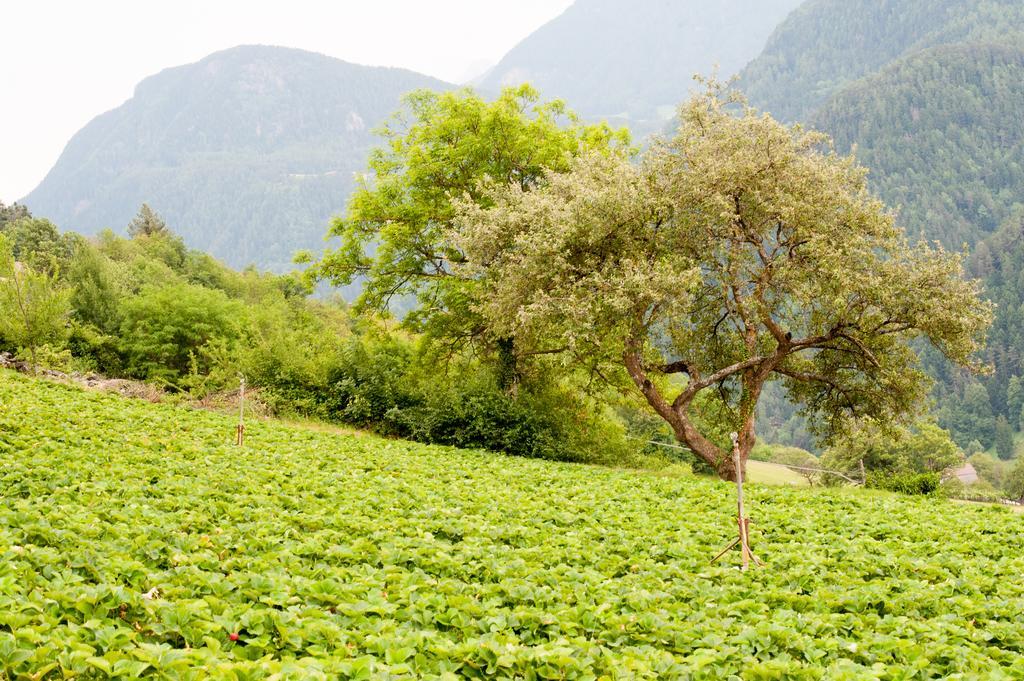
[455,85,992,480]
[127,203,169,239]
[310,84,628,387]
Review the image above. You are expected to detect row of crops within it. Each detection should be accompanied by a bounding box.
[1,369,1023,678]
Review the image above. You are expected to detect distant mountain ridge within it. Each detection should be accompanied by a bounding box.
[479,0,803,134]
[23,45,450,271]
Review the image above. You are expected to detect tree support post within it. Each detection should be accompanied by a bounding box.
[235,376,246,446]
[710,432,763,569]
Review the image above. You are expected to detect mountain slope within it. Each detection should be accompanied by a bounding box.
[479,0,803,133]
[738,0,1024,122]
[22,46,450,271]
[813,42,1024,249]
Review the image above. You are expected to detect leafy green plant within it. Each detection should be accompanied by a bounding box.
[866,470,941,495]
[2,370,1024,677]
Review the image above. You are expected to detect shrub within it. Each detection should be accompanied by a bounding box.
[119,283,244,382]
[866,470,941,496]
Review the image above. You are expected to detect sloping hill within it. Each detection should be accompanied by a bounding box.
[738,0,1024,122]
[813,43,1024,249]
[479,0,802,134]
[22,46,450,271]
[2,369,1024,675]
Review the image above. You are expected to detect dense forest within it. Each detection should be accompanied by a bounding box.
[815,43,1024,249]
[738,0,1024,122]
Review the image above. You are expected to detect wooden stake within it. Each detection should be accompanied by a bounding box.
[235,376,246,446]
[732,433,751,570]
[859,459,866,486]
[711,433,763,568]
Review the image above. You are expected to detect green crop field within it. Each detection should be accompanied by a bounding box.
[1,369,1023,679]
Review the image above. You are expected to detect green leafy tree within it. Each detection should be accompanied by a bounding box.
[127,203,168,238]
[0,235,71,368]
[0,201,30,231]
[1005,459,1024,502]
[994,414,1015,460]
[944,382,997,447]
[67,243,120,333]
[1006,375,1024,428]
[822,419,963,478]
[119,282,244,382]
[456,84,991,480]
[4,217,73,275]
[311,85,628,389]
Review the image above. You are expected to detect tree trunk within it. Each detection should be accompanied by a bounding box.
[496,337,519,395]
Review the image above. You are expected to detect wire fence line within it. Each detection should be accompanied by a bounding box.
[628,436,864,485]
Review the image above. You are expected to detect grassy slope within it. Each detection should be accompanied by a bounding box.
[1,369,1023,677]
[745,460,809,486]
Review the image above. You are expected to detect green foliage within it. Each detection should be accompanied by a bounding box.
[385,377,633,465]
[0,235,71,367]
[3,371,1024,676]
[314,84,628,382]
[0,200,30,230]
[995,414,1015,460]
[822,420,963,478]
[1008,375,1024,429]
[1006,459,1024,501]
[67,242,121,333]
[942,477,1006,503]
[867,470,941,496]
[2,216,74,275]
[118,283,244,382]
[938,381,997,448]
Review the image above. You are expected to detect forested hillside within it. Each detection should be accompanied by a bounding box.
[22,46,449,271]
[479,0,802,133]
[814,43,1024,249]
[738,0,1024,122]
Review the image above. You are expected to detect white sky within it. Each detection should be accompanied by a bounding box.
[0,0,574,204]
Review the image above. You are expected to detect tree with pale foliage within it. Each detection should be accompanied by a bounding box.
[127,203,168,238]
[455,84,991,481]
[0,235,71,370]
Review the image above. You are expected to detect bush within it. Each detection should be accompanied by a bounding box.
[866,470,941,496]
[941,478,1005,503]
[119,283,244,382]
[384,380,631,465]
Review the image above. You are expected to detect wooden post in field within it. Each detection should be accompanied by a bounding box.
[732,432,752,571]
[859,459,866,486]
[710,432,762,568]
[235,376,246,446]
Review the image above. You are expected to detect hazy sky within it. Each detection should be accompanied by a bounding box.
[0,0,573,204]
